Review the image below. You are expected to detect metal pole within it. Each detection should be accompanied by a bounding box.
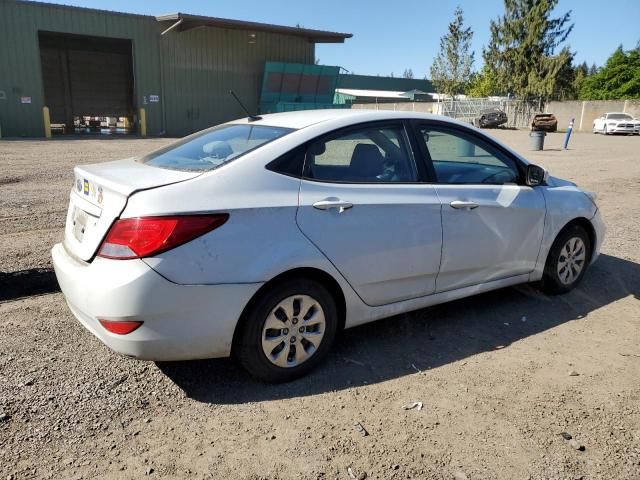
[43,106,51,139]
[161,19,183,36]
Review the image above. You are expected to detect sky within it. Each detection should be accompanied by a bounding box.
[40,0,640,77]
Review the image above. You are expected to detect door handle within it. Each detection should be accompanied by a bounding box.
[312,199,353,213]
[450,200,479,210]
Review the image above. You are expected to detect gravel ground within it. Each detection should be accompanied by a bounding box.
[1,130,639,479]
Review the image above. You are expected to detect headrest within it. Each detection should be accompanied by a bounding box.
[309,142,326,156]
[203,141,233,158]
[349,143,384,178]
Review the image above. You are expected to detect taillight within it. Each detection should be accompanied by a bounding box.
[99,319,143,335]
[98,214,228,259]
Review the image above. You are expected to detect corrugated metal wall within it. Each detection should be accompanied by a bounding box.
[0,0,162,137]
[160,27,313,136]
[0,1,315,137]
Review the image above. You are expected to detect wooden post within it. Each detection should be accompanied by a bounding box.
[139,108,147,137]
[43,106,52,139]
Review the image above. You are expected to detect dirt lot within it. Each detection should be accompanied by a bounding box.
[1,130,639,480]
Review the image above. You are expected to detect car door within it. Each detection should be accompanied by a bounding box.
[594,115,605,132]
[414,122,546,293]
[296,121,442,306]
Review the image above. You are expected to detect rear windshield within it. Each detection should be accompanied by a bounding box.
[141,124,293,172]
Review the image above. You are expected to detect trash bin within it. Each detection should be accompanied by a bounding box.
[529,130,546,151]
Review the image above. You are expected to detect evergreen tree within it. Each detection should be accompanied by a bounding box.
[403,68,415,79]
[580,45,640,99]
[483,0,574,100]
[430,6,475,98]
[572,61,589,97]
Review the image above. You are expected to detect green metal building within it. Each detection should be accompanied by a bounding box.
[0,0,351,137]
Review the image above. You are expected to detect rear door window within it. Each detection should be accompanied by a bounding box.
[304,124,417,183]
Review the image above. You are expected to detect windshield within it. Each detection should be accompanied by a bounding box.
[608,114,633,120]
[141,124,293,172]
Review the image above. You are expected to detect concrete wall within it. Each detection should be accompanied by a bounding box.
[354,100,640,132]
[546,100,640,132]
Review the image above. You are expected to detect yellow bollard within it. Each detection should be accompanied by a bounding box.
[43,106,51,138]
[139,108,147,137]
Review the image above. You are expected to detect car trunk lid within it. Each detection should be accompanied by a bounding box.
[64,158,201,262]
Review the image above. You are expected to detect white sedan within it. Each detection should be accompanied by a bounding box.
[593,112,640,135]
[52,110,605,382]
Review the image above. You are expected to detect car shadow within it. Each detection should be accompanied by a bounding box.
[0,268,60,301]
[157,253,639,404]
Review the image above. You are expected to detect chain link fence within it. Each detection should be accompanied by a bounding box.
[435,98,542,128]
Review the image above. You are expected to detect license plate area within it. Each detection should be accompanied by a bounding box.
[72,207,89,242]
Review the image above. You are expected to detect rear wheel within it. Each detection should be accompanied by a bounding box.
[540,224,591,294]
[235,278,338,383]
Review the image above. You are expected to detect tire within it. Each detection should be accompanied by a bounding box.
[603,125,608,135]
[234,278,338,383]
[539,224,592,294]
[592,124,597,134]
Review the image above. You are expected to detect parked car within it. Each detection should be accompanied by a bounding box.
[531,113,558,132]
[52,110,605,382]
[475,107,508,128]
[593,112,640,135]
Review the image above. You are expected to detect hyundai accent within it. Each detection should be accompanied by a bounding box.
[52,110,605,382]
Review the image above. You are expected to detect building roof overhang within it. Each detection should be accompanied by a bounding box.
[156,13,352,43]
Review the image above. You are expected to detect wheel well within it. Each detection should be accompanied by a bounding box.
[231,267,347,353]
[557,217,596,259]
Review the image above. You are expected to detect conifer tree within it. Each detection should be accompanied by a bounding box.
[430,6,475,98]
[483,0,573,100]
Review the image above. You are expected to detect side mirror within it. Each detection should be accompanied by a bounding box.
[526,164,548,186]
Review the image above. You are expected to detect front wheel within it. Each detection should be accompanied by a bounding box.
[540,225,591,294]
[234,278,338,383]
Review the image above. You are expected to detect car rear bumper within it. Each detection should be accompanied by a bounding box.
[51,243,262,361]
[479,118,507,128]
[532,124,557,131]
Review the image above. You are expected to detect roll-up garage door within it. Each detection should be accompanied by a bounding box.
[39,32,134,130]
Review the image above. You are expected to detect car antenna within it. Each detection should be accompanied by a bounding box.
[229,90,262,122]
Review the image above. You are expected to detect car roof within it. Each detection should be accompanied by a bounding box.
[228,108,467,130]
